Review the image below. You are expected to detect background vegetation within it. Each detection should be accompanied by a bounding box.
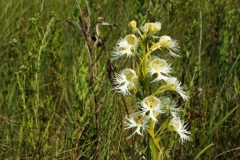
[0,0,239,159]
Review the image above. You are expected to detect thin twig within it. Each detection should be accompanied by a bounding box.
[214,147,240,159]
[198,11,203,84]
[74,1,100,159]
[121,96,130,116]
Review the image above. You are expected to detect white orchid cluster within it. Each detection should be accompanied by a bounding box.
[112,20,190,144]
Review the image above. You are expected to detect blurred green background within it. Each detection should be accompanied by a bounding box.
[0,0,239,159]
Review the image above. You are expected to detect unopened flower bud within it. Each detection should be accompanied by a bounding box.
[128,20,137,29]
[142,22,161,33]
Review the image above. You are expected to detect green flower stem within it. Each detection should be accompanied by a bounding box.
[139,41,150,96]
[153,84,174,96]
[139,37,164,159]
[149,137,158,160]
[134,28,143,38]
[155,120,169,141]
[148,120,162,160]
[148,130,161,151]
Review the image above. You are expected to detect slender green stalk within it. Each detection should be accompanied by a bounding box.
[35,17,55,107]
[194,143,214,160]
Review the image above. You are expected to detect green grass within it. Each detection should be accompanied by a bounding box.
[0,0,240,159]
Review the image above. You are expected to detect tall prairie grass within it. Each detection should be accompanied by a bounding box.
[0,0,239,159]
